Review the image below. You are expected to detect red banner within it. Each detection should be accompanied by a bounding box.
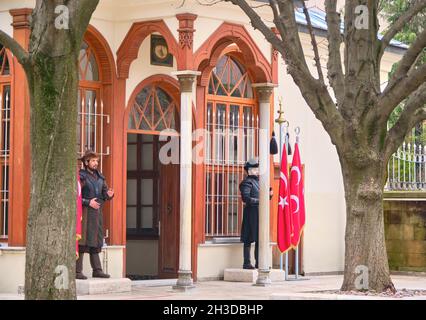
[76,175,82,258]
[277,144,293,253]
[290,142,305,248]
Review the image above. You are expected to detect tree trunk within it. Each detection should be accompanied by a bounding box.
[340,160,395,292]
[24,52,78,300]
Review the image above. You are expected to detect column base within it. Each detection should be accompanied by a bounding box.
[254,269,271,287]
[173,270,195,291]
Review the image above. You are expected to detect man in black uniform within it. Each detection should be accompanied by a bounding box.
[76,150,114,280]
[239,158,272,269]
[239,158,260,269]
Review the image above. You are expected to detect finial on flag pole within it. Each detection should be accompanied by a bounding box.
[295,127,301,144]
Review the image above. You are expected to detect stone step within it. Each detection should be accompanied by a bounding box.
[77,278,132,296]
[224,268,286,282]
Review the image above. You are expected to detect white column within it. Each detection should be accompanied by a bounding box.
[252,83,276,286]
[172,70,200,290]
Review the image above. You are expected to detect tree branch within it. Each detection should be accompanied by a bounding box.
[224,0,285,55]
[0,29,29,67]
[76,0,100,41]
[301,0,325,84]
[325,0,345,105]
[379,0,426,59]
[379,28,426,121]
[384,83,426,160]
[378,62,426,118]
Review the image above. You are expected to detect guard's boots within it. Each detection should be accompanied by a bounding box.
[76,254,88,280]
[90,253,110,278]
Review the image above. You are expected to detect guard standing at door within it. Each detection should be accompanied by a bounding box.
[239,158,272,269]
[76,150,114,280]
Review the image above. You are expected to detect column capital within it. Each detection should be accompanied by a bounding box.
[172,71,201,92]
[10,8,32,29]
[253,83,277,103]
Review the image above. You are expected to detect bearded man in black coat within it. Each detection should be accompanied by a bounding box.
[76,150,114,280]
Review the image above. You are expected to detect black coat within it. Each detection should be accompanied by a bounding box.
[239,175,260,244]
[78,169,113,251]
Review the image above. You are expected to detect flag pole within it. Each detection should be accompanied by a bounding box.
[295,127,300,280]
[275,97,289,280]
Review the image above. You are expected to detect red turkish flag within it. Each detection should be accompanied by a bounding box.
[76,175,82,259]
[277,144,293,253]
[290,142,305,248]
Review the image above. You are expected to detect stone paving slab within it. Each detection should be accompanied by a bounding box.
[1,275,426,300]
[77,278,132,296]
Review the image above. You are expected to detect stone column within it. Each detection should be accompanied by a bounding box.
[252,83,276,286]
[172,70,200,290]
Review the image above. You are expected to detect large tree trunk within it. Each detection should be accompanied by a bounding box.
[24,52,79,300]
[340,159,395,292]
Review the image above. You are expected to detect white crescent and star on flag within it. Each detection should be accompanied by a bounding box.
[279,196,289,209]
[291,166,301,185]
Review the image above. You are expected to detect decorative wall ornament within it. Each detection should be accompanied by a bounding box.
[150,34,173,67]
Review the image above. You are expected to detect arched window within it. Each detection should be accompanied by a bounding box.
[205,55,258,237]
[128,85,179,135]
[0,45,10,76]
[0,45,11,239]
[78,41,107,168]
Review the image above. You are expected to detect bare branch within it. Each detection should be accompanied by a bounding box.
[0,29,29,67]
[379,0,426,59]
[301,0,325,84]
[379,63,426,118]
[325,0,345,105]
[384,83,426,160]
[76,0,100,40]
[224,0,286,58]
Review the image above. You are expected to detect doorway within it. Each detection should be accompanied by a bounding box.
[125,133,180,279]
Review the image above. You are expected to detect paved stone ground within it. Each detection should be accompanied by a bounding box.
[1,275,426,300]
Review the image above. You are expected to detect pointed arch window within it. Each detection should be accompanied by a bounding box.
[79,41,99,81]
[0,45,11,238]
[205,54,258,238]
[208,55,253,98]
[0,45,10,76]
[128,85,179,135]
[78,41,108,170]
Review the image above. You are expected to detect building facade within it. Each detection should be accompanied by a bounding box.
[0,0,406,293]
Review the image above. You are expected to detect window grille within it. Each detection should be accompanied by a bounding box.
[204,55,258,237]
[78,41,109,169]
[0,85,10,239]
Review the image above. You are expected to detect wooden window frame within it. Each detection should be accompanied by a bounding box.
[204,55,258,239]
[0,60,13,243]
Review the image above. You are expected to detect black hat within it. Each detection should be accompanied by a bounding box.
[244,158,259,172]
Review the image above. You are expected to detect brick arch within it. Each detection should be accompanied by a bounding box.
[117,20,180,79]
[84,24,117,84]
[194,22,272,86]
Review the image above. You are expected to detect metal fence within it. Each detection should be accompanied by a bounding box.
[386,142,426,191]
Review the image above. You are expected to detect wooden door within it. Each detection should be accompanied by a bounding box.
[158,161,180,278]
